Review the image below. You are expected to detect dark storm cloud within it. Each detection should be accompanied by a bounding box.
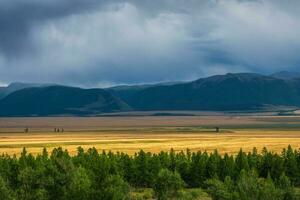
[0,0,111,57]
[0,0,300,86]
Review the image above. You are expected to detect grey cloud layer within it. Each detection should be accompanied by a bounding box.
[0,0,300,86]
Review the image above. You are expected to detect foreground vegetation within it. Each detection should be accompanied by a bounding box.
[0,146,299,199]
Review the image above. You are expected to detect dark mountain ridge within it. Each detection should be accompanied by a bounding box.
[0,86,131,116]
[113,73,300,111]
[1,72,300,116]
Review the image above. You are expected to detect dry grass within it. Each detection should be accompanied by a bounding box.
[0,116,299,156]
[0,116,270,131]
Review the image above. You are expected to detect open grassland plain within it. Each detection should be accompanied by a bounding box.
[0,115,300,156]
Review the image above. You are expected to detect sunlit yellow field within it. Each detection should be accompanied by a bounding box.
[0,115,300,156]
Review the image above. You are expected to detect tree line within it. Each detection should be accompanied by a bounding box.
[0,146,299,199]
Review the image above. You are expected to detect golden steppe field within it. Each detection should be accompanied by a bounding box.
[0,114,300,156]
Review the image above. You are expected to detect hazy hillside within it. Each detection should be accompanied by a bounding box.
[0,86,131,116]
[118,73,300,111]
[0,87,5,99]
[108,81,184,103]
[270,71,300,80]
[0,82,52,99]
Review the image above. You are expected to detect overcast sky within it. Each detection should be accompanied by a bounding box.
[0,0,300,87]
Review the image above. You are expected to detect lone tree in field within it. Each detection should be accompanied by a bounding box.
[215,127,220,133]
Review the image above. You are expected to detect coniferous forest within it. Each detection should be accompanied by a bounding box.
[0,146,299,200]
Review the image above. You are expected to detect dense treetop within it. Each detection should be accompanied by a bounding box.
[0,146,299,199]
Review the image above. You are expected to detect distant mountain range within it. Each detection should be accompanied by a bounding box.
[1,71,300,116]
[113,73,300,111]
[0,86,131,116]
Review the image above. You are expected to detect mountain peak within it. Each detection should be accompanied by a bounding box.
[193,72,271,84]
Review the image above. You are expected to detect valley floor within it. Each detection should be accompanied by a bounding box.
[0,115,300,155]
